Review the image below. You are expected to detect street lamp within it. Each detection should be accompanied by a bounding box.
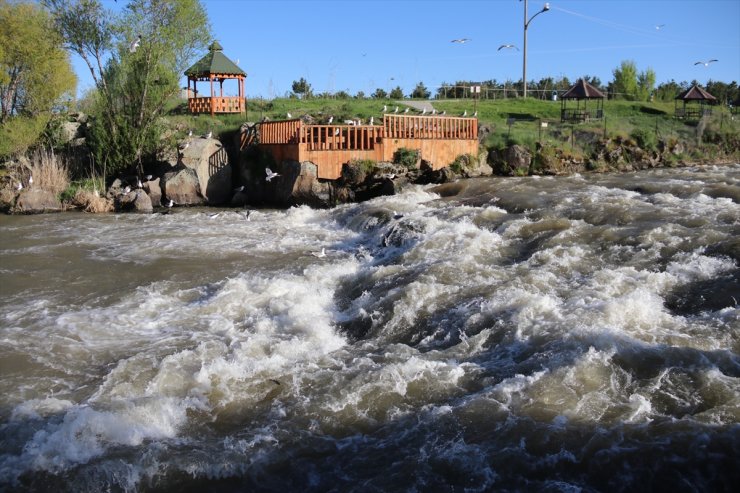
[522,0,550,98]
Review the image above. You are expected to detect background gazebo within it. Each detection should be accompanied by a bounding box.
[185,41,246,116]
[560,79,605,123]
[675,84,717,120]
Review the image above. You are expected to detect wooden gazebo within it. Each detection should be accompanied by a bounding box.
[184,41,246,116]
[560,79,605,123]
[675,84,717,120]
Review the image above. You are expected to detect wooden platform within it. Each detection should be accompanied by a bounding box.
[258,114,479,180]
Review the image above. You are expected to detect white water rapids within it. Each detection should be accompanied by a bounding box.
[1,165,738,492]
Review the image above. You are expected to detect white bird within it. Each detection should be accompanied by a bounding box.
[242,210,252,221]
[403,107,409,114]
[440,110,446,115]
[343,119,355,125]
[394,106,399,113]
[383,104,387,112]
[451,38,470,44]
[145,174,153,181]
[473,110,478,117]
[16,182,22,191]
[204,130,212,139]
[234,185,245,192]
[655,24,665,30]
[462,110,467,117]
[137,179,143,188]
[421,107,427,115]
[93,189,99,197]
[694,59,718,66]
[123,186,131,194]
[29,175,33,186]
[179,141,190,151]
[498,44,518,51]
[287,112,292,119]
[431,108,437,115]
[167,199,174,208]
[328,116,333,124]
[129,35,141,53]
[265,168,280,182]
[311,248,326,258]
[370,116,374,125]
[187,129,192,137]
[334,128,340,135]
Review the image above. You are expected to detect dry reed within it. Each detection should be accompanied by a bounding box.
[28,148,70,195]
[72,189,113,213]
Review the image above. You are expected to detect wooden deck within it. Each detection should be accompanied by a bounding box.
[258,114,478,180]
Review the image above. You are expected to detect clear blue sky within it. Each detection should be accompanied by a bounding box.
[74,0,740,99]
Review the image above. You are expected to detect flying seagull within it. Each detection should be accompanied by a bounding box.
[498,44,519,51]
[451,38,470,44]
[655,24,665,30]
[265,168,280,182]
[694,59,718,66]
[129,35,141,53]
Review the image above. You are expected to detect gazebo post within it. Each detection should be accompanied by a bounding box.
[210,74,215,116]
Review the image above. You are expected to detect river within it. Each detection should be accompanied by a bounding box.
[1,165,738,492]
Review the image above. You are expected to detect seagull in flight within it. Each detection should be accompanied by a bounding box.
[451,38,470,44]
[129,35,141,53]
[655,24,665,30]
[498,44,519,51]
[694,59,718,66]
[265,168,280,182]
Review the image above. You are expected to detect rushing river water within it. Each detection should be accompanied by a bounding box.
[1,165,739,492]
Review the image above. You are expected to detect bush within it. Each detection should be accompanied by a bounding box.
[392,148,419,169]
[630,127,657,151]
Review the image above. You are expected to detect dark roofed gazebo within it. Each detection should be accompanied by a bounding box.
[185,41,246,116]
[675,84,717,120]
[560,79,606,123]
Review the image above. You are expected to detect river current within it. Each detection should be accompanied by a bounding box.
[1,165,739,492]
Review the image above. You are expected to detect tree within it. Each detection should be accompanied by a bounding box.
[372,88,387,99]
[291,77,312,99]
[611,60,639,100]
[0,1,76,157]
[637,67,656,101]
[389,86,404,99]
[44,0,211,174]
[411,81,430,99]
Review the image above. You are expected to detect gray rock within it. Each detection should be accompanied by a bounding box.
[13,189,62,214]
[60,121,83,144]
[162,167,204,206]
[489,145,532,176]
[0,189,16,212]
[116,190,153,213]
[177,138,232,205]
[143,178,161,206]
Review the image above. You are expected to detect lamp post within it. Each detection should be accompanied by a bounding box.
[522,0,550,98]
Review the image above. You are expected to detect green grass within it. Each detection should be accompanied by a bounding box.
[162,96,739,159]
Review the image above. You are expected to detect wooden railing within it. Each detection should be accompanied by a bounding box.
[188,96,244,114]
[260,119,302,144]
[299,125,383,151]
[560,108,604,122]
[383,114,478,140]
[675,107,712,120]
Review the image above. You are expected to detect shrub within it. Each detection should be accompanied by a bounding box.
[349,159,377,175]
[28,148,69,196]
[392,148,419,170]
[630,127,657,151]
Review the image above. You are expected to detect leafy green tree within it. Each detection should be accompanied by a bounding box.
[0,1,76,157]
[372,88,387,99]
[654,79,686,101]
[389,86,404,99]
[411,81,430,99]
[45,0,211,174]
[611,60,639,100]
[354,90,365,99]
[291,77,312,99]
[637,67,656,101]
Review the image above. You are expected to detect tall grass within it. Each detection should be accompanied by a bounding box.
[28,148,70,195]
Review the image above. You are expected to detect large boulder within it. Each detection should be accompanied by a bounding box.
[162,167,204,206]
[178,137,232,205]
[13,189,62,214]
[488,144,532,176]
[143,177,161,206]
[275,161,334,208]
[0,189,16,212]
[115,190,153,213]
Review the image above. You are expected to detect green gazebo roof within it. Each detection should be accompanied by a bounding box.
[184,41,245,77]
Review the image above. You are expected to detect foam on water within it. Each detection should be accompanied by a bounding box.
[1,166,739,491]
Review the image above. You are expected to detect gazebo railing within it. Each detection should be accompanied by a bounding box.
[188,96,244,114]
[675,107,712,120]
[561,108,603,123]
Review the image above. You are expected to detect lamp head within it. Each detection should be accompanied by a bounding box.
[543,3,550,11]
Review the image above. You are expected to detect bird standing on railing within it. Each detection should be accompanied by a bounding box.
[462,110,467,117]
[370,116,374,125]
[327,116,333,124]
[421,108,426,115]
[383,105,387,112]
[404,107,409,114]
[394,106,399,113]
[287,112,292,118]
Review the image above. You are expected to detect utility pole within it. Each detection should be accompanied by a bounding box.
[522,0,550,98]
